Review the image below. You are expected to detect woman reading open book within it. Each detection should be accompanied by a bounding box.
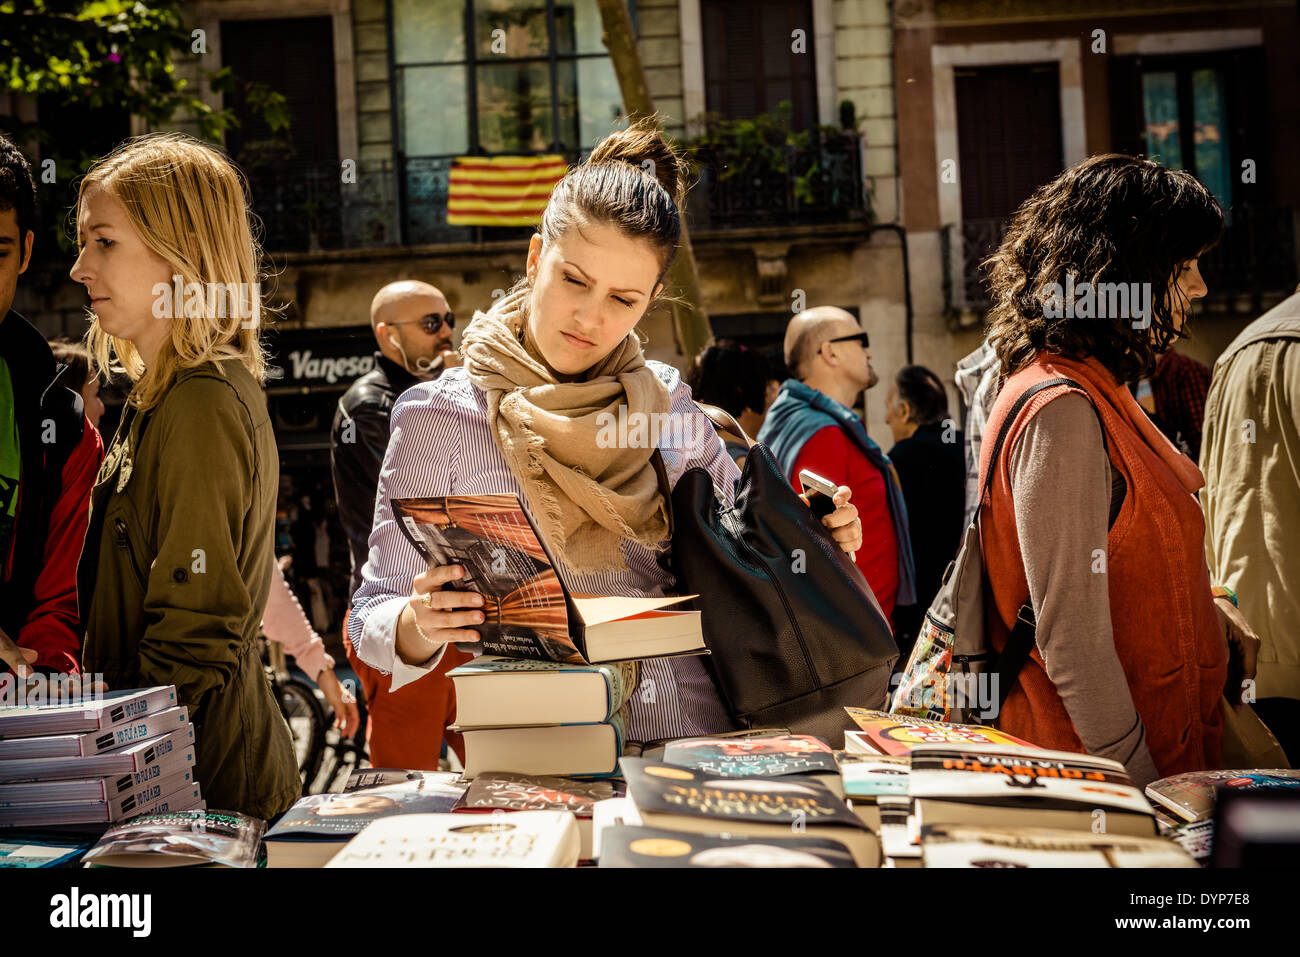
[349,120,863,743]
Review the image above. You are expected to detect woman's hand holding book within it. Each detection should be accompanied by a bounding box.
[395,564,486,666]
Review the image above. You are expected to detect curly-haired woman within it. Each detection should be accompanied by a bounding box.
[979,154,1259,787]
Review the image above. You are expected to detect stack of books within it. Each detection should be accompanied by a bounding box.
[264,768,468,867]
[391,493,709,780]
[593,732,880,868]
[0,687,203,830]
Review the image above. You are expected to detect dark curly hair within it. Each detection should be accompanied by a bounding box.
[984,154,1223,384]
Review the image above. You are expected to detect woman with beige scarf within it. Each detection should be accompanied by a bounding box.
[349,121,863,744]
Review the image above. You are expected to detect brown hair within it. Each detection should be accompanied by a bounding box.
[49,337,96,392]
[538,116,688,286]
[984,153,1223,384]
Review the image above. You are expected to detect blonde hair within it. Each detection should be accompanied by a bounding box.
[79,132,271,410]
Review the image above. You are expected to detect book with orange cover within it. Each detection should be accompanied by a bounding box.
[391,494,705,664]
[844,708,1036,756]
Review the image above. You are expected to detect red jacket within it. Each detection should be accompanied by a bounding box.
[790,425,899,618]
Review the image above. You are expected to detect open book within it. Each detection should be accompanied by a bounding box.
[391,494,706,664]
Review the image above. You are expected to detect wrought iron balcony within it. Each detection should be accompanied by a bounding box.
[943,205,1298,318]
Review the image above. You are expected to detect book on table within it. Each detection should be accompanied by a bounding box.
[458,705,628,780]
[0,837,92,868]
[908,743,1157,837]
[264,769,468,867]
[0,726,196,785]
[660,732,844,798]
[835,752,910,829]
[843,708,1036,756]
[0,707,189,760]
[0,742,197,807]
[599,823,859,868]
[448,656,639,728]
[451,771,625,861]
[1145,768,1300,824]
[618,757,879,868]
[0,687,178,740]
[81,810,262,868]
[391,494,705,664]
[324,810,581,868]
[919,825,1197,868]
[0,769,201,828]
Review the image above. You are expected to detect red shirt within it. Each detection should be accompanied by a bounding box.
[790,425,899,618]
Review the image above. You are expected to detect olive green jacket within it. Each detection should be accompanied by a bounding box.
[79,358,299,819]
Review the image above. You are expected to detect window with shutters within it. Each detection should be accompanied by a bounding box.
[700,0,818,130]
[221,16,341,251]
[949,63,1064,307]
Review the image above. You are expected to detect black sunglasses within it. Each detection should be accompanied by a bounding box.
[388,312,455,334]
[826,332,869,349]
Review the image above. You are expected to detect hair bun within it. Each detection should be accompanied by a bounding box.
[587,115,687,206]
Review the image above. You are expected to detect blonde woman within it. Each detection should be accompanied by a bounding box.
[71,133,298,819]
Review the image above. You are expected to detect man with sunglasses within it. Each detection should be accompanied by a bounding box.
[330,280,470,772]
[758,306,916,620]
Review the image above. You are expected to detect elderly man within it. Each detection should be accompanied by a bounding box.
[757,306,915,619]
[330,280,469,771]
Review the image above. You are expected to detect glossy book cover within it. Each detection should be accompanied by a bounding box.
[661,733,839,777]
[620,758,863,828]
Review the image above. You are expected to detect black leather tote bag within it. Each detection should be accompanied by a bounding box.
[659,441,899,744]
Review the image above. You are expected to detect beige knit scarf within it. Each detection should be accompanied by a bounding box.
[461,287,672,573]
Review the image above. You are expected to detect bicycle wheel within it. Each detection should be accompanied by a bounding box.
[277,677,328,791]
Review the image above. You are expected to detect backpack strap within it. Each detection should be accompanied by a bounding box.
[978,376,1105,710]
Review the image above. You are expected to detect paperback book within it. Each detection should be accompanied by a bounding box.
[599,824,859,868]
[324,810,581,868]
[460,705,628,779]
[844,708,1035,756]
[82,809,266,868]
[908,743,1156,837]
[619,757,878,867]
[448,656,639,728]
[0,707,189,760]
[0,745,197,807]
[391,494,704,664]
[452,772,625,861]
[0,687,178,740]
[0,726,196,785]
[0,770,200,827]
[1145,769,1300,823]
[920,825,1197,868]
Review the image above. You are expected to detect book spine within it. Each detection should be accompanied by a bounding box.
[601,661,639,721]
[104,747,198,800]
[96,687,180,734]
[86,707,189,756]
[111,776,202,822]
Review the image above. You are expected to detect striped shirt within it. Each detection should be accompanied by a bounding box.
[348,361,741,744]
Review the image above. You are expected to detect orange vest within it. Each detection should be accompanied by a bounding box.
[979,353,1225,776]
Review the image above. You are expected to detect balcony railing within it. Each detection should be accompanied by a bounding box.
[685,131,867,231]
[943,205,1298,318]
[244,135,869,254]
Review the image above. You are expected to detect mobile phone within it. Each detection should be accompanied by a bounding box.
[798,468,839,519]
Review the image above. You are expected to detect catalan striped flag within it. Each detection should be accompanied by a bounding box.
[446,155,568,226]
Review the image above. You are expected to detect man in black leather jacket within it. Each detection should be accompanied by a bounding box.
[331,280,457,596]
[329,280,466,770]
